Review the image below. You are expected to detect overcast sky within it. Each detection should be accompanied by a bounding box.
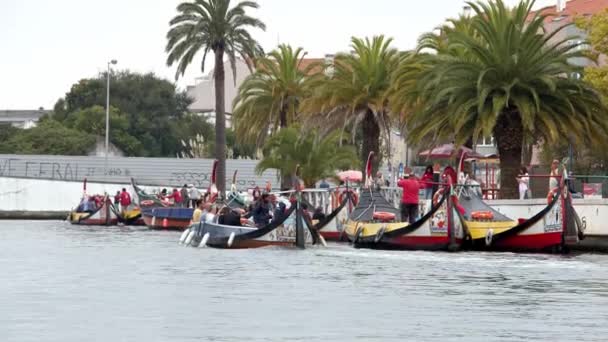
[0,0,557,109]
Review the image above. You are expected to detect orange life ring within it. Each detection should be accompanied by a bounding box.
[373,211,395,222]
[339,190,358,207]
[141,200,155,207]
[472,211,494,220]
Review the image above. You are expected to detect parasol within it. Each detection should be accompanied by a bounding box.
[418,143,485,159]
[337,170,363,182]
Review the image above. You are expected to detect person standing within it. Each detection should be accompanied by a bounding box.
[180,184,189,208]
[421,165,434,200]
[188,185,201,208]
[119,188,132,214]
[114,191,121,205]
[319,179,330,189]
[549,160,560,192]
[168,188,182,206]
[431,163,441,196]
[397,168,421,224]
[374,172,386,191]
[517,166,530,200]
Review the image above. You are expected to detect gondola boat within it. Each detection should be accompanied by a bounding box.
[343,188,465,251]
[131,178,176,216]
[459,184,583,253]
[69,195,119,226]
[183,164,340,249]
[343,154,465,251]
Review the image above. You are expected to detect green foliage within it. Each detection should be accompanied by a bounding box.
[166,0,266,194]
[0,120,95,155]
[0,124,18,142]
[255,127,359,188]
[301,35,399,171]
[392,0,608,198]
[53,71,206,157]
[233,44,320,146]
[226,128,256,159]
[165,0,266,80]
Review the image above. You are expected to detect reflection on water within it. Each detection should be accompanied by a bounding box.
[1,221,608,342]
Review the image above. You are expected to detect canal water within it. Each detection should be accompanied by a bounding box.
[1,221,607,342]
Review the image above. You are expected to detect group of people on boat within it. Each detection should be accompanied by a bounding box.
[76,195,105,213]
[113,188,133,213]
[156,184,204,208]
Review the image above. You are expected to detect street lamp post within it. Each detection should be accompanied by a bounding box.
[105,59,117,182]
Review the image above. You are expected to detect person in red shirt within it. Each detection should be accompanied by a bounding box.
[167,188,182,205]
[420,165,434,200]
[119,188,132,213]
[397,167,421,224]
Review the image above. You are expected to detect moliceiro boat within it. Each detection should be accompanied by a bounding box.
[185,201,328,249]
[69,195,119,226]
[343,153,465,251]
[344,188,464,251]
[459,184,583,253]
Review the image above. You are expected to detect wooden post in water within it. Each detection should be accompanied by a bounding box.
[296,201,305,249]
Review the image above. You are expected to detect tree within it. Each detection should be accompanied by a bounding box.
[301,36,399,173]
[391,0,608,198]
[0,120,95,155]
[166,0,266,197]
[64,105,144,156]
[255,127,359,188]
[54,71,193,157]
[233,44,319,146]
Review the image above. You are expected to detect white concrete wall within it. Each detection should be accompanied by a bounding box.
[0,177,162,212]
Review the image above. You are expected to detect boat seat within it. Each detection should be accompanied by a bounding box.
[373,211,396,222]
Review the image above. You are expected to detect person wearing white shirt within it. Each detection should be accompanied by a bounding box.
[517,166,530,200]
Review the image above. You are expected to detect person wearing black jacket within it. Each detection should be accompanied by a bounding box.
[218,207,242,226]
[253,194,272,227]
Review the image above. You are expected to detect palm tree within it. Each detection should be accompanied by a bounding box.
[166,0,265,196]
[233,44,320,147]
[256,127,359,188]
[391,0,608,198]
[301,36,400,173]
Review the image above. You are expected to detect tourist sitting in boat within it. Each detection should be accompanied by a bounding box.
[312,207,326,221]
[218,207,242,226]
[272,202,287,223]
[397,168,421,224]
[192,200,204,222]
[201,203,216,223]
[253,194,272,227]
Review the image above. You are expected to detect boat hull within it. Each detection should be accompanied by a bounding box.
[143,214,191,231]
[462,188,580,253]
[344,196,465,251]
[189,209,315,249]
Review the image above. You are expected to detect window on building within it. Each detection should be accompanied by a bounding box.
[477,136,495,147]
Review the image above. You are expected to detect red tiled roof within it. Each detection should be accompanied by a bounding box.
[531,0,608,23]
